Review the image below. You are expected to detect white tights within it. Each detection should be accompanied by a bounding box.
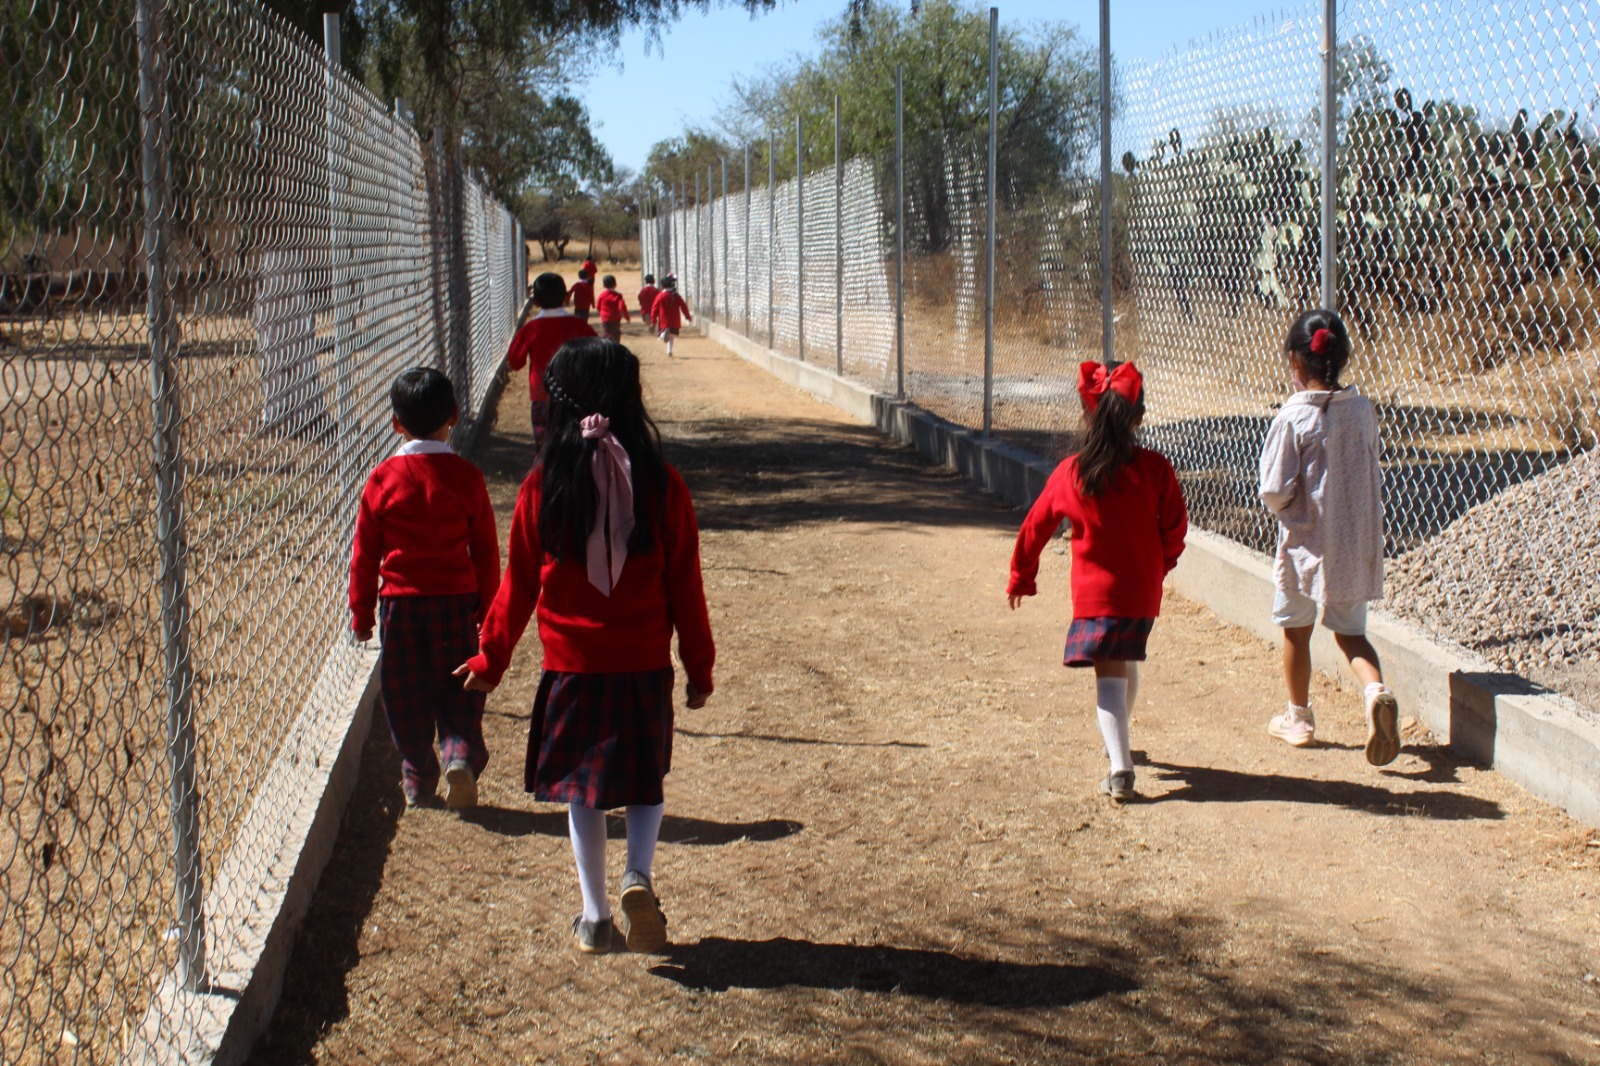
[567,803,665,921]
[1095,663,1139,774]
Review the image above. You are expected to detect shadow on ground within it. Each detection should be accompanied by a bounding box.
[459,806,804,844]
[1141,757,1504,820]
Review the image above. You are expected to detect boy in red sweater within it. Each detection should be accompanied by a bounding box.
[349,367,501,809]
[581,256,598,280]
[650,275,692,358]
[507,272,596,444]
[636,274,660,324]
[567,270,595,321]
[596,274,631,342]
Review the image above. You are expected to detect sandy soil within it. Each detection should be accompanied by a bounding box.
[249,284,1600,1065]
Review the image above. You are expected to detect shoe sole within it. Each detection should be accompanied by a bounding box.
[444,764,478,809]
[1366,693,1401,766]
[619,884,668,953]
[1268,724,1315,748]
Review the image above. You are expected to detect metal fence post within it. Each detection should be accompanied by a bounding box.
[1320,0,1338,311]
[1099,0,1113,365]
[895,64,906,400]
[983,6,998,438]
[834,93,844,376]
[324,12,356,499]
[135,0,206,993]
[797,114,805,361]
[743,144,751,334]
[694,170,701,303]
[707,164,716,321]
[721,156,729,327]
[768,132,776,348]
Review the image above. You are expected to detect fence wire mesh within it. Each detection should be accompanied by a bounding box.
[650,0,1600,715]
[2,0,521,1058]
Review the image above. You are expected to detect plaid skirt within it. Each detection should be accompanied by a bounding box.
[526,668,675,809]
[600,320,624,342]
[1063,616,1155,667]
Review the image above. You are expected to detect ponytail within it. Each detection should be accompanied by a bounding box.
[1284,308,1351,388]
[1076,388,1145,497]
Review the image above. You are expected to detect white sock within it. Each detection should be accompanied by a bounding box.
[567,804,610,921]
[1364,681,1389,698]
[624,803,664,878]
[1095,676,1133,774]
[666,336,675,356]
[1125,662,1140,712]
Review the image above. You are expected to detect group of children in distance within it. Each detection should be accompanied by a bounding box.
[561,255,693,355]
[348,277,1398,955]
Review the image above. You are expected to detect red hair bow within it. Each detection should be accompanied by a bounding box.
[1077,360,1143,413]
[1310,328,1333,354]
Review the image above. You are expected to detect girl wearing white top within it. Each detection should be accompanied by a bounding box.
[1258,309,1400,765]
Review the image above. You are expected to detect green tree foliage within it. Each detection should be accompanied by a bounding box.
[644,129,738,198]
[713,0,1100,252]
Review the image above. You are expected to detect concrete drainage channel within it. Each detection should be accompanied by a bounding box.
[699,319,1600,832]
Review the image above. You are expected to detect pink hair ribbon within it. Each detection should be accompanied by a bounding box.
[580,414,635,596]
[1076,361,1144,413]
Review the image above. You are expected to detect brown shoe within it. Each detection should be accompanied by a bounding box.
[571,915,614,955]
[618,870,668,953]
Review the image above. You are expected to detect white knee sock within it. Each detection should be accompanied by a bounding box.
[1096,676,1133,774]
[1125,662,1140,713]
[665,335,675,356]
[624,803,664,878]
[568,804,610,921]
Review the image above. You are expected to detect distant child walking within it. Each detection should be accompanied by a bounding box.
[567,270,595,322]
[506,272,596,445]
[1007,361,1187,801]
[637,274,660,324]
[349,367,500,809]
[650,275,691,358]
[1259,309,1399,765]
[596,274,632,342]
[457,339,715,955]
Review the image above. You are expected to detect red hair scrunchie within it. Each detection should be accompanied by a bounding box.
[1077,360,1143,413]
[1310,328,1333,355]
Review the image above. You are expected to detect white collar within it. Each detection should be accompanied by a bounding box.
[535,308,574,318]
[397,439,455,456]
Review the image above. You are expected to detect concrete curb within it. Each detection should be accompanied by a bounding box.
[700,320,1600,829]
[127,354,512,1066]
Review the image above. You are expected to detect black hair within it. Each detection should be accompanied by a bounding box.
[1284,308,1351,388]
[537,339,667,563]
[643,273,655,285]
[661,275,677,290]
[602,274,617,288]
[390,366,457,438]
[1075,365,1145,498]
[532,272,567,309]
[578,269,591,282]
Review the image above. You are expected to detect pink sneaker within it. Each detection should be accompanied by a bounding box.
[1269,705,1316,747]
[1364,686,1401,766]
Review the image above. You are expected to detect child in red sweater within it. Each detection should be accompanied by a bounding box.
[596,274,631,342]
[650,275,692,358]
[567,270,595,321]
[350,368,501,809]
[637,274,660,324]
[1007,361,1187,802]
[506,272,596,444]
[457,339,715,955]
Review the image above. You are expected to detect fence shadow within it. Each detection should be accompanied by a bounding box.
[648,936,1134,1008]
[458,806,805,845]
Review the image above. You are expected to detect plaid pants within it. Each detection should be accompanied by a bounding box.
[378,594,488,795]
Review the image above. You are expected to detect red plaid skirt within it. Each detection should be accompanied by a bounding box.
[1063,616,1154,667]
[525,668,675,809]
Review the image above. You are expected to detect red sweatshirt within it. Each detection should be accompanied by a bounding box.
[466,463,715,695]
[581,259,598,279]
[596,289,631,324]
[567,279,595,314]
[652,291,691,332]
[1008,448,1187,619]
[348,445,501,634]
[637,285,659,319]
[506,312,596,401]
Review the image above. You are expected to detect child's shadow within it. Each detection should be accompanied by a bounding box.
[1137,757,1502,821]
[460,806,804,844]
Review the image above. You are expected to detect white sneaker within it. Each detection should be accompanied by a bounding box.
[1364,686,1401,766]
[1268,705,1316,747]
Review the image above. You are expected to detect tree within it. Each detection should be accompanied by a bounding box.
[643,130,738,199]
[717,0,1101,252]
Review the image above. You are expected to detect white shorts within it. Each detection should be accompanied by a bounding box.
[1272,587,1367,635]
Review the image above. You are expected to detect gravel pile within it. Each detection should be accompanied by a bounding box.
[1384,448,1600,716]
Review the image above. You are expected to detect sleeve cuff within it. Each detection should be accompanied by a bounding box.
[1006,578,1037,597]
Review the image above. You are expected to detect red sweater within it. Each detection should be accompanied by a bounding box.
[466,463,715,694]
[637,285,659,318]
[567,280,594,313]
[581,259,598,278]
[1008,448,1187,619]
[506,313,596,401]
[348,448,501,633]
[652,291,691,332]
[597,289,631,323]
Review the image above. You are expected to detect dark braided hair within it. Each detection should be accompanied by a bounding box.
[1284,308,1351,388]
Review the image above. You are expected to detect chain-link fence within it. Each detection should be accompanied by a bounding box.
[641,0,1600,713]
[2,0,522,1058]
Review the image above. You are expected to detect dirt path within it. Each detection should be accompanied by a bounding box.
[250,304,1600,1065]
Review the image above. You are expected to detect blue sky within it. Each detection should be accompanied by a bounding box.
[580,0,1296,174]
